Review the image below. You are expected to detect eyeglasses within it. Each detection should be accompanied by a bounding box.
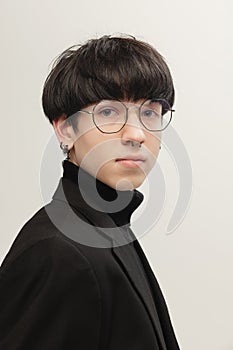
[75,98,175,134]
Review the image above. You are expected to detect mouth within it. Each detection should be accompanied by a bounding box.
[115,157,145,168]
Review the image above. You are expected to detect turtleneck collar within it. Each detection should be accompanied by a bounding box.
[62,160,144,228]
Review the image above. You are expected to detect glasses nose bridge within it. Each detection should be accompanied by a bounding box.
[125,104,141,125]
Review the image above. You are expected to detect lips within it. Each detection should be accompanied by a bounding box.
[115,155,146,168]
[115,155,146,162]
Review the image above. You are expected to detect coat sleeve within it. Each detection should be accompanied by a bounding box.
[0,236,101,350]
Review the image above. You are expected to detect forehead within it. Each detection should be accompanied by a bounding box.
[83,98,162,110]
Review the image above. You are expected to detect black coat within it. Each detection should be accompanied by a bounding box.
[0,170,180,349]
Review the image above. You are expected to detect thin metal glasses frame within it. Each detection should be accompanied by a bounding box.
[74,98,175,134]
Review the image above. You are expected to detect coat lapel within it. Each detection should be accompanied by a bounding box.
[112,232,167,350]
[132,231,180,350]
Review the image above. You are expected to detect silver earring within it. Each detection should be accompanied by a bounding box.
[60,141,70,160]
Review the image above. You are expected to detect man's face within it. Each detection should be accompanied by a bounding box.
[58,99,161,190]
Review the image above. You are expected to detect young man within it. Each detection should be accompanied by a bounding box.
[0,35,180,349]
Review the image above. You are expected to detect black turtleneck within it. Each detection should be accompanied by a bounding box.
[62,160,144,228]
[61,161,166,347]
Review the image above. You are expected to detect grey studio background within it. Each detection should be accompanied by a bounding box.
[0,1,232,349]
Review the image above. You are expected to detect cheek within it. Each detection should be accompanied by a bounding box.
[73,130,117,174]
[146,132,161,154]
[143,133,161,170]
[73,129,97,165]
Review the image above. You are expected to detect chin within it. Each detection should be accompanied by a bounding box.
[112,176,145,191]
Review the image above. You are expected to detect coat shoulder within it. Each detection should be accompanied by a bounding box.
[0,203,93,276]
[0,213,102,350]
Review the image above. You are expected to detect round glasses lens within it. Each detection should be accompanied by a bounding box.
[140,99,171,131]
[93,100,126,132]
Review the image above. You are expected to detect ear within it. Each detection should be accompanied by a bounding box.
[52,114,76,149]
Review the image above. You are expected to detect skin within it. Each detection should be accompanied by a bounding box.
[53,99,161,191]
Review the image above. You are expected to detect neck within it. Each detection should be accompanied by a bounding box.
[62,160,144,227]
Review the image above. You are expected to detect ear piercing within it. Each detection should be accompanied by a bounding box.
[60,142,70,160]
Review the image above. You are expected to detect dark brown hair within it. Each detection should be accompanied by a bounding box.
[42,35,175,125]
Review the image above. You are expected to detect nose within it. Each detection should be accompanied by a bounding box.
[121,106,146,146]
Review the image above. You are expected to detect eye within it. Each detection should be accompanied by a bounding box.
[141,109,159,118]
[99,108,116,117]
[95,107,120,119]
